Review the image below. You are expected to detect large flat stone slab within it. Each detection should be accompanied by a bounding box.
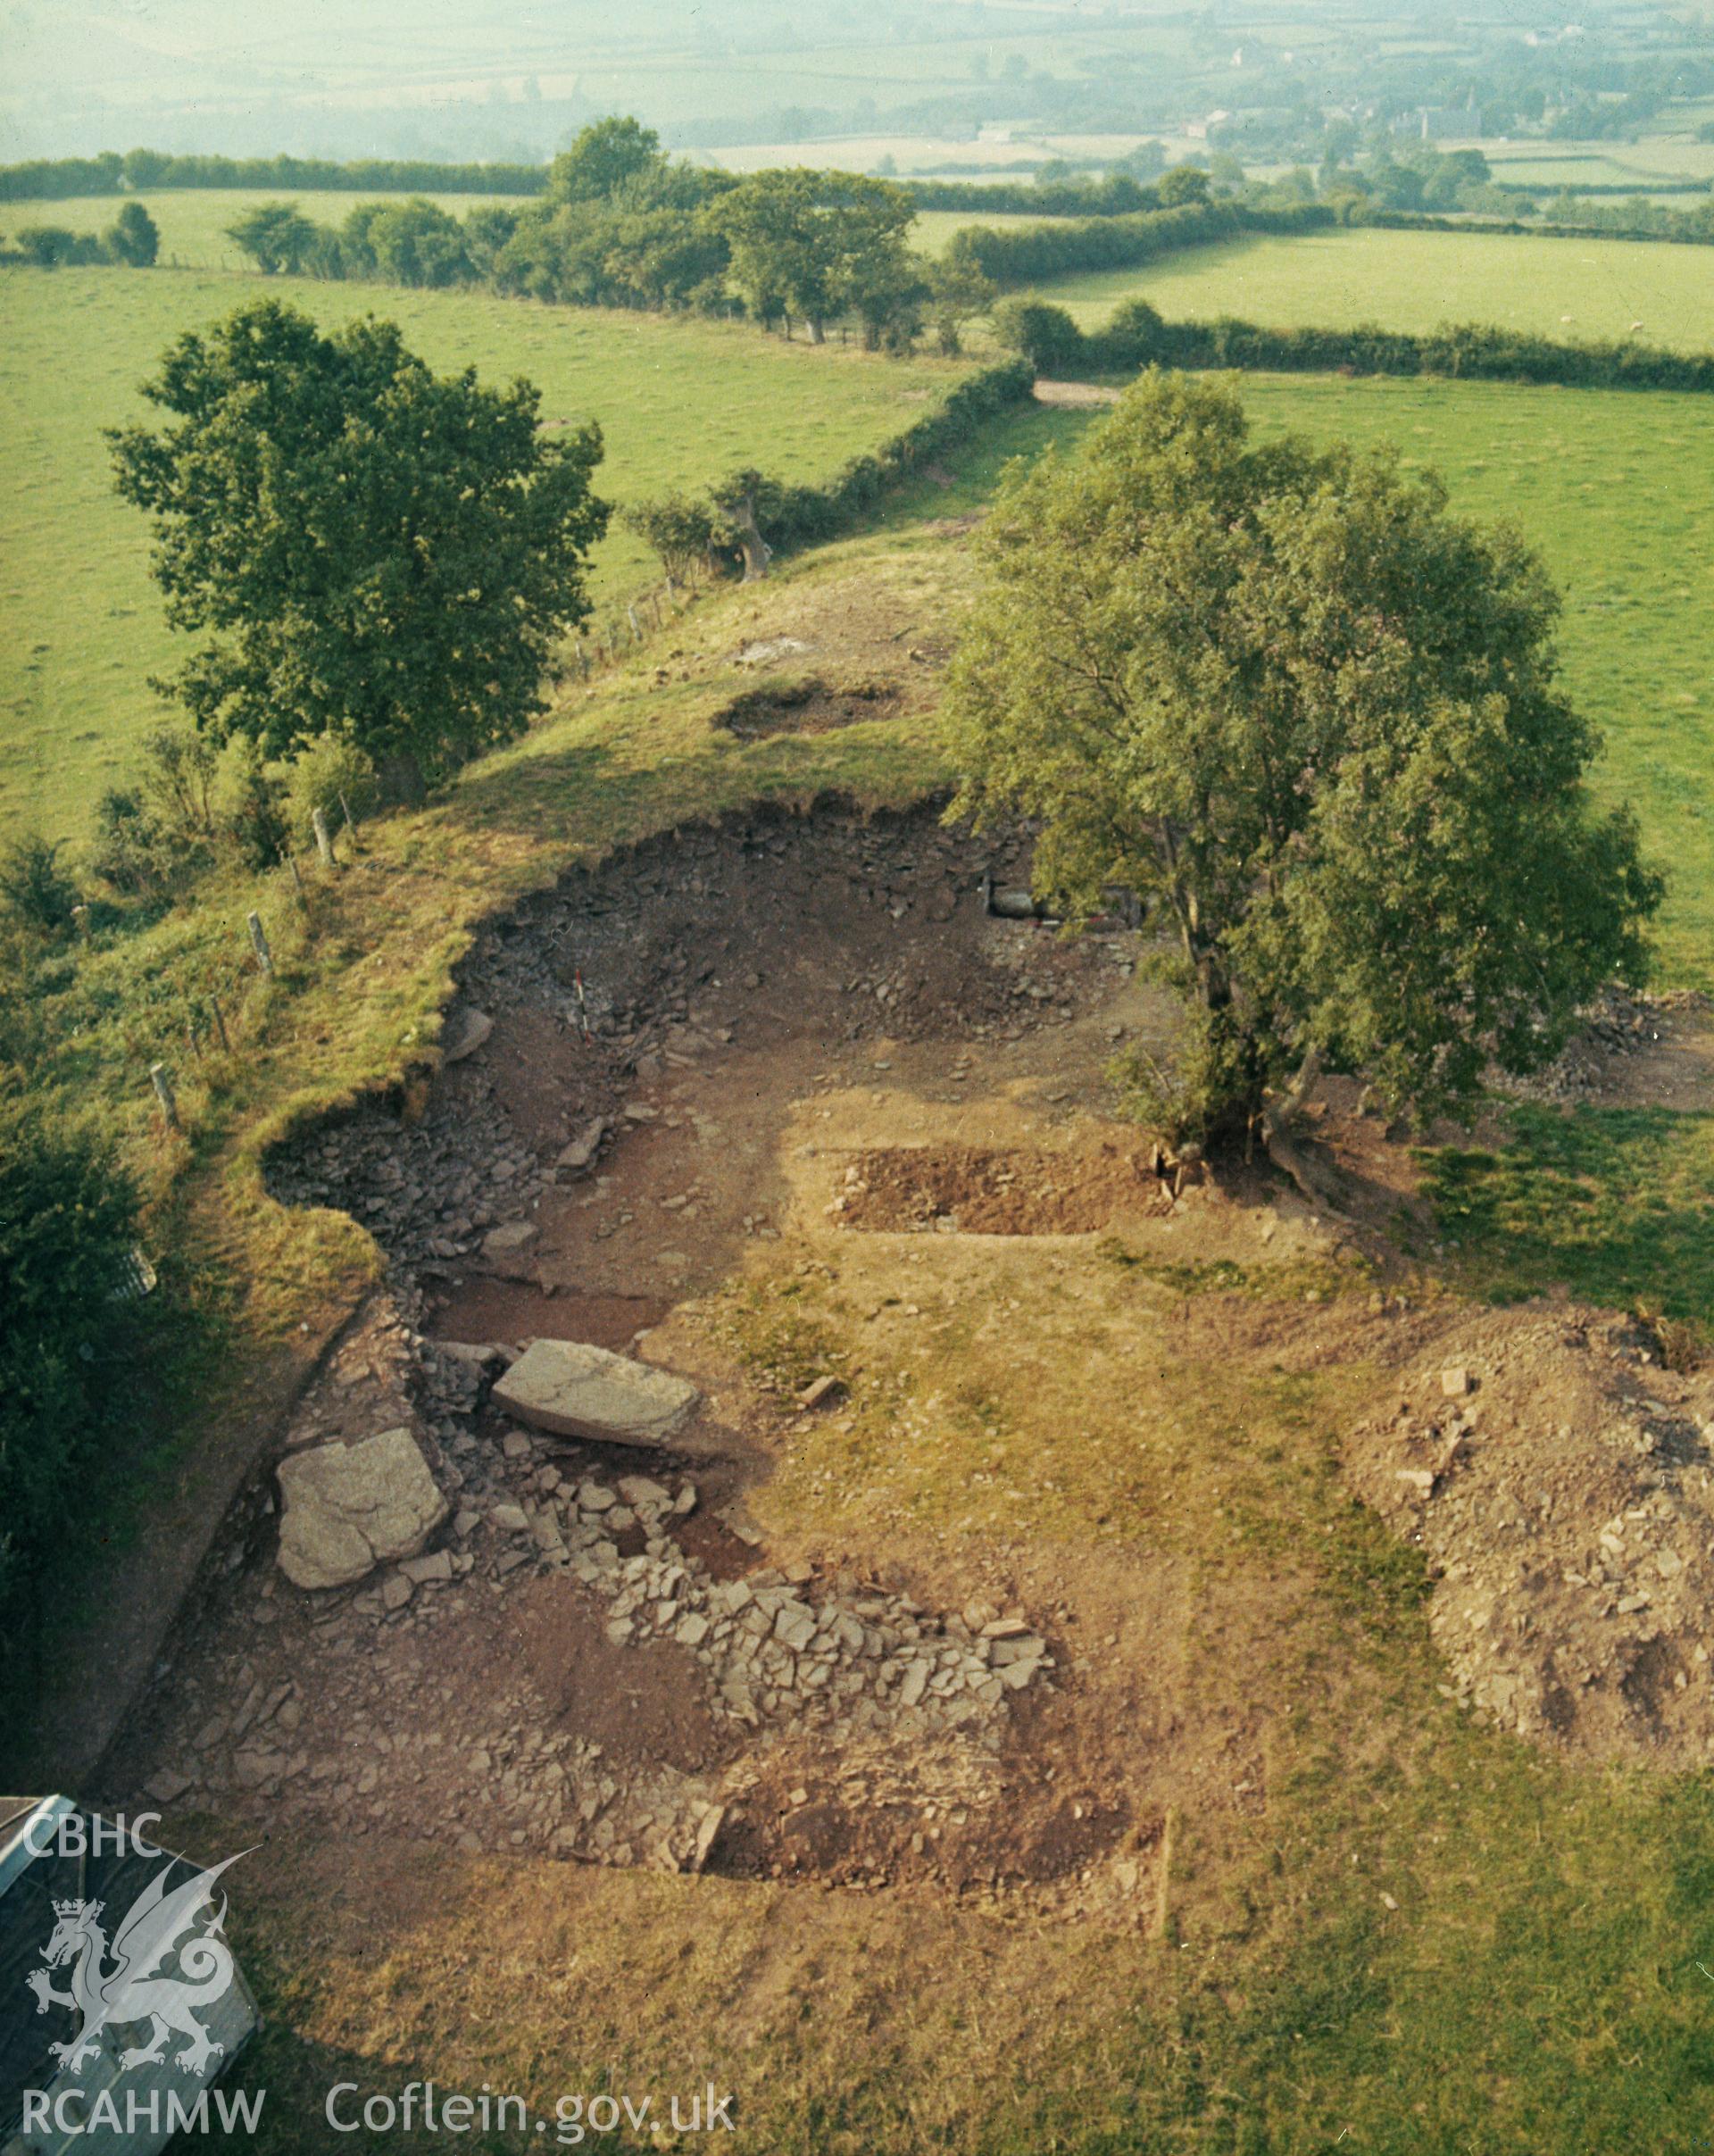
[277,1427,449,1590]
[492,1338,701,1449]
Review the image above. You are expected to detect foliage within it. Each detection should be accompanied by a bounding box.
[286,730,380,840]
[1001,294,1714,395]
[107,201,159,267]
[0,833,79,936]
[944,372,1662,1139]
[945,198,1332,291]
[620,492,718,585]
[990,296,1089,374]
[339,197,471,287]
[546,117,666,205]
[225,201,318,275]
[905,171,1166,217]
[0,151,550,203]
[924,253,995,355]
[711,168,919,343]
[108,299,610,787]
[711,361,1034,562]
[89,787,174,899]
[12,224,106,267]
[227,739,290,869]
[0,1086,146,1684]
[139,723,219,835]
[0,264,977,842]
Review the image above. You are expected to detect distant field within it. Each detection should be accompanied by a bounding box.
[0,189,531,271]
[1026,225,1714,348]
[886,371,1714,986]
[909,207,1068,255]
[1486,138,1714,187]
[0,266,969,841]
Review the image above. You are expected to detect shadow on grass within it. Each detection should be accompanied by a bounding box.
[1421,1100,1714,1328]
[448,710,944,846]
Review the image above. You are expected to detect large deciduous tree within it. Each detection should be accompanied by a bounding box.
[225,201,317,275]
[713,169,916,343]
[109,300,609,791]
[944,372,1660,1153]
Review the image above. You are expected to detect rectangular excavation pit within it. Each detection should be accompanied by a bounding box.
[832,1145,1171,1236]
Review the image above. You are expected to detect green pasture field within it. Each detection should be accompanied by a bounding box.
[0,188,531,271]
[1486,136,1714,187]
[0,264,969,843]
[909,206,1069,254]
[1024,223,1714,348]
[885,370,1714,991]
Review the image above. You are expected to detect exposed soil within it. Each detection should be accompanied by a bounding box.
[506,1575,736,1775]
[105,797,1191,1916]
[100,794,1707,1942]
[714,675,902,740]
[836,1142,1176,1236]
[429,1280,667,1355]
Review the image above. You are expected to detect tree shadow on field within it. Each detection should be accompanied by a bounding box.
[447,713,943,857]
[1419,1101,1714,1328]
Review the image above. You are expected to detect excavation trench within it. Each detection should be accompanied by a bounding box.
[110,796,1171,1901]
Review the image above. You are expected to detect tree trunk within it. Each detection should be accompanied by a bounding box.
[809,317,825,345]
[1257,1047,1349,1213]
[728,493,770,582]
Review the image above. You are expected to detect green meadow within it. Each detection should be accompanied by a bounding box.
[1026,222,1714,348]
[4,260,1711,995]
[0,265,968,840]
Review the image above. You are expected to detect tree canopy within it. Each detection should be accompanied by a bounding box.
[225,201,318,275]
[711,169,918,343]
[944,372,1661,1145]
[109,300,609,787]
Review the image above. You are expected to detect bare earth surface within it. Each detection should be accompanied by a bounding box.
[98,801,1713,1958]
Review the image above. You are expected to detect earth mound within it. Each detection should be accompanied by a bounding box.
[1345,1304,1714,1766]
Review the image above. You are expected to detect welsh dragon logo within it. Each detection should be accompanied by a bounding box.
[24,1849,248,2077]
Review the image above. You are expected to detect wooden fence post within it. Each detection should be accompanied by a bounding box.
[207,993,231,1053]
[246,911,273,976]
[150,1062,179,1132]
[312,807,336,867]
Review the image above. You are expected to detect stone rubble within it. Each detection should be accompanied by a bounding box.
[129,1283,1056,1882]
[1346,1308,1714,1767]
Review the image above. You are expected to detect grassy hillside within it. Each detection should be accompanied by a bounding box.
[0,265,969,842]
[1026,224,1714,348]
[11,500,1713,2156]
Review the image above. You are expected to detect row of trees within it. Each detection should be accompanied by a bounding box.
[623,359,1032,586]
[4,202,158,268]
[992,294,1714,396]
[0,148,549,201]
[945,192,1333,290]
[225,120,997,353]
